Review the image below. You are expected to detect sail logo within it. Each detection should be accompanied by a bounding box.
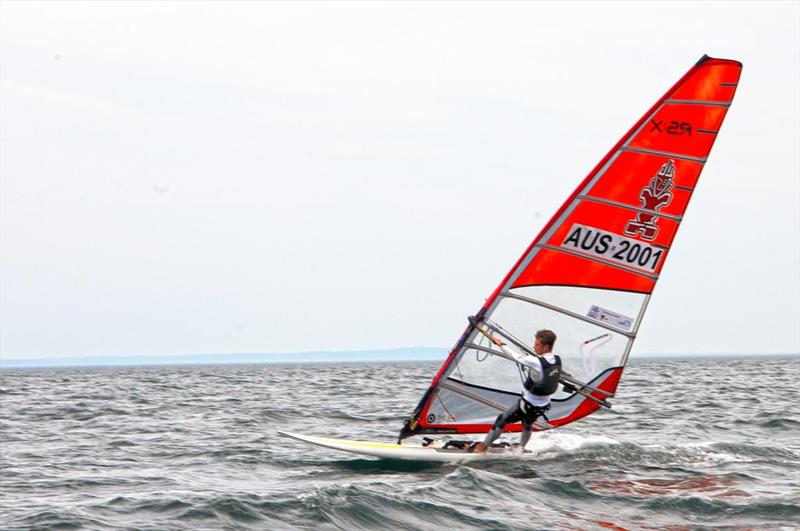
[623,160,675,241]
[587,305,633,332]
[561,224,664,272]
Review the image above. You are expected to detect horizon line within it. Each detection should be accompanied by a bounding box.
[1,348,797,369]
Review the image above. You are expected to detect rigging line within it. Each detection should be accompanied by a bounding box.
[437,381,553,431]
[537,243,660,280]
[577,194,683,222]
[434,390,457,422]
[498,292,637,338]
[455,361,464,382]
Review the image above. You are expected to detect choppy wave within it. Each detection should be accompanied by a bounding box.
[1,356,799,530]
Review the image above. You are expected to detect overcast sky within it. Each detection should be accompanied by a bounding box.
[1,1,798,360]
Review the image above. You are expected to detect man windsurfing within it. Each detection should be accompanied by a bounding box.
[470,323,561,454]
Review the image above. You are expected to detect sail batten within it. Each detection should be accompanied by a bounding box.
[664,98,732,107]
[398,56,742,441]
[619,146,708,162]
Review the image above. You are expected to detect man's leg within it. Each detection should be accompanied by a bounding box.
[473,402,521,453]
[519,404,549,451]
[519,422,532,449]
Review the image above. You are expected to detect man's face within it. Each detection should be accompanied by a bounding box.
[533,338,551,354]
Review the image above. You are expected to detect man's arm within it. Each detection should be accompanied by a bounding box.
[472,319,541,374]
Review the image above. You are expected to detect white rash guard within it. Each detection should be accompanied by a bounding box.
[497,343,558,408]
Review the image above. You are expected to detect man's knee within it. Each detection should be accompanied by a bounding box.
[492,413,506,430]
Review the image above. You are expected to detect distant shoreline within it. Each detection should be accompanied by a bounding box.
[1,350,797,369]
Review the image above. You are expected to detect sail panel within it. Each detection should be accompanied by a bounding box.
[510,247,658,293]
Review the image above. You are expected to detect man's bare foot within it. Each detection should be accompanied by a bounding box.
[471,442,488,454]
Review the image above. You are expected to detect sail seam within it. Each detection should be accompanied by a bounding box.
[537,243,661,280]
[500,291,637,338]
[720,82,738,87]
[620,146,708,163]
[697,129,718,135]
[578,194,683,222]
[675,185,694,192]
[664,98,731,107]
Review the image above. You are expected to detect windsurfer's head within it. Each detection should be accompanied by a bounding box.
[534,329,557,354]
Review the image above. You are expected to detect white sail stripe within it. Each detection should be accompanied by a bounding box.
[537,243,661,280]
[500,291,637,338]
[620,146,708,163]
[577,194,684,222]
[664,98,731,107]
[438,381,553,430]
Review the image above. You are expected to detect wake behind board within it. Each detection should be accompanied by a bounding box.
[279,432,525,462]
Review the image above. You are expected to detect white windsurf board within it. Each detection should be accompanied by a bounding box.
[279,431,525,462]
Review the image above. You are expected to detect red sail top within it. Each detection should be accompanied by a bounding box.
[492,56,742,297]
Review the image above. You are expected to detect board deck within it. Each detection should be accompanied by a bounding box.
[279,431,527,462]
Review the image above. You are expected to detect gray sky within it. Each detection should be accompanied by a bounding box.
[1,1,798,360]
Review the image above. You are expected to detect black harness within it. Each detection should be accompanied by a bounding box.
[523,355,562,395]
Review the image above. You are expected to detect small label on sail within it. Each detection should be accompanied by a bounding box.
[561,223,664,272]
[587,305,633,331]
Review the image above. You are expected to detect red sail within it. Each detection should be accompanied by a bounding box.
[400,56,742,440]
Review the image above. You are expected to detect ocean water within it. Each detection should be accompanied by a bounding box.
[1,355,798,530]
